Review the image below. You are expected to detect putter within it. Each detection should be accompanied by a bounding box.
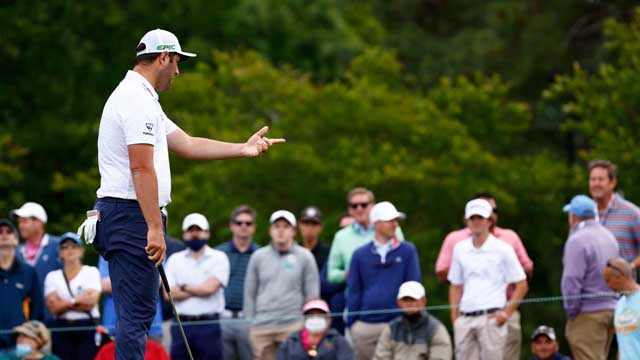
[158,264,194,360]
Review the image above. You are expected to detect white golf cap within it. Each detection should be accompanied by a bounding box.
[464,198,493,220]
[181,213,209,231]
[12,202,47,224]
[369,201,406,224]
[269,210,297,227]
[397,281,426,300]
[136,29,197,61]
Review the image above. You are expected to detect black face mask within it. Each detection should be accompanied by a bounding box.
[402,312,422,323]
[185,238,207,252]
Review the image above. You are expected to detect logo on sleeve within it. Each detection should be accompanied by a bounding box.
[143,123,155,136]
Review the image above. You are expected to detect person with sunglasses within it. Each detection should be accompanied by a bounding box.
[561,195,619,360]
[603,257,640,360]
[326,188,404,286]
[216,205,260,360]
[435,192,533,359]
[0,219,44,352]
[347,202,420,360]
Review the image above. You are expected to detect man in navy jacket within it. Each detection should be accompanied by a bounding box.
[0,219,44,350]
[347,201,421,360]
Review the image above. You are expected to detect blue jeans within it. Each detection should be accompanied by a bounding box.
[94,197,163,360]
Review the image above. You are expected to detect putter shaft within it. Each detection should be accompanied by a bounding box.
[159,265,194,360]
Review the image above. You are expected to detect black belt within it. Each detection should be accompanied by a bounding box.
[460,307,501,317]
[98,197,166,211]
[179,313,219,322]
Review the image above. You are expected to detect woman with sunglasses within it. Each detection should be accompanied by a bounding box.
[44,233,101,360]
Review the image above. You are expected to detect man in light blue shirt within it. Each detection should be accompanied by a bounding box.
[604,257,640,360]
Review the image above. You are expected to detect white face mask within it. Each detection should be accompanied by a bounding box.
[304,316,328,333]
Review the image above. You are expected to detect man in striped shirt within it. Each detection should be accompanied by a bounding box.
[589,160,640,269]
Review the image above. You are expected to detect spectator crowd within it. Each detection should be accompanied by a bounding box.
[2,159,640,360]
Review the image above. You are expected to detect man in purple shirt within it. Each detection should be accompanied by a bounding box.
[561,194,619,360]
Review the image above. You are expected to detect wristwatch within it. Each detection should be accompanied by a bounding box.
[180,284,187,292]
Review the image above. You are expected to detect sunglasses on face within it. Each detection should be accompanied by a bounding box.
[348,202,370,210]
[233,220,254,226]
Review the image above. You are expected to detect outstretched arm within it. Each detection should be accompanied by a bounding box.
[167,126,285,160]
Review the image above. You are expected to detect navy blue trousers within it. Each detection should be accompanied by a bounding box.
[171,321,223,360]
[94,197,161,360]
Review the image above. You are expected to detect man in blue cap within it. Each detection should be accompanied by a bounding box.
[561,195,619,359]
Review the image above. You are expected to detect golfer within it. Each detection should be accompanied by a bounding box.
[92,29,284,360]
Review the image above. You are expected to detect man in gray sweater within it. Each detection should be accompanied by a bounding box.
[244,210,320,360]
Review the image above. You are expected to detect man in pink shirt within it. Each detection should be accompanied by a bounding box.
[435,192,533,360]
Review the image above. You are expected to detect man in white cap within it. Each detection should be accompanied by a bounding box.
[347,201,421,360]
[12,202,61,323]
[244,210,319,360]
[448,198,528,360]
[374,281,452,360]
[91,28,284,360]
[164,213,229,359]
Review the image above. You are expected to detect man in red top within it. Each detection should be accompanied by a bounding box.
[435,192,534,360]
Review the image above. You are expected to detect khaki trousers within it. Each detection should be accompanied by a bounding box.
[249,321,303,360]
[454,314,508,360]
[566,310,614,360]
[351,321,388,360]
[504,310,522,360]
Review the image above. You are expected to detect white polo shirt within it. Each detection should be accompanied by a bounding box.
[165,246,230,316]
[448,234,526,312]
[44,265,102,320]
[96,70,179,207]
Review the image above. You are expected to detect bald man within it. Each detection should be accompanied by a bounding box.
[604,257,640,360]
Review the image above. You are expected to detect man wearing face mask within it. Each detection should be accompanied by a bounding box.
[373,281,452,360]
[277,299,353,359]
[164,213,230,360]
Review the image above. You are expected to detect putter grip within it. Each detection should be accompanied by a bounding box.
[158,265,171,294]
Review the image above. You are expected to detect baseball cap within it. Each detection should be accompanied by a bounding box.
[531,325,556,341]
[563,195,597,218]
[11,202,47,223]
[397,281,426,300]
[269,210,297,227]
[0,219,18,235]
[464,199,492,220]
[182,213,210,231]
[14,321,50,348]
[302,299,330,314]
[300,206,322,223]
[369,201,406,224]
[59,232,82,247]
[136,29,197,61]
